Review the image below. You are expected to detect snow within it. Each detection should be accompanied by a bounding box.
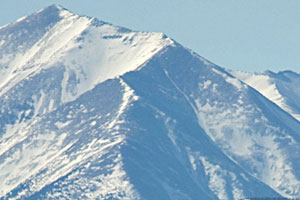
[15,16,27,23]
[55,121,72,129]
[202,80,212,89]
[1,4,300,200]
[232,70,300,122]
[90,121,97,127]
[0,5,172,102]
[106,79,139,130]
[0,40,4,47]
[189,68,300,197]
[200,156,229,200]
[186,150,247,200]
[0,129,64,196]
[193,93,300,197]
[0,7,92,97]
[60,26,172,102]
[212,68,244,90]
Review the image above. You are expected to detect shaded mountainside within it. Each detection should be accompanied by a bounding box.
[1,4,300,200]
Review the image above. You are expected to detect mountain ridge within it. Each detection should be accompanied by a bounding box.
[0,4,174,103]
[231,69,300,122]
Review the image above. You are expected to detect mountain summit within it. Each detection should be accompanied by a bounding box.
[0,5,300,200]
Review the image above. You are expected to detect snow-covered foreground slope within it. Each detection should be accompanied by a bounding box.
[1,4,300,200]
[232,70,300,122]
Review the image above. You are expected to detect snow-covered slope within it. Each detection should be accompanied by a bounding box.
[154,47,300,198]
[232,70,300,122]
[1,4,300,200]
[0,5,173,102]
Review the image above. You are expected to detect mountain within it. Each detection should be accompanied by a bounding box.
[0,4,300,200]
[232,70,300,122]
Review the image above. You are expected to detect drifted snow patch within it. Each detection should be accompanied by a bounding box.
[90,121,97,127]
[55,121,71,129]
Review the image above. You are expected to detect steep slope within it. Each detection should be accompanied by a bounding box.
[1,4,300,200]
[0,47,280,200]
[0,4,172,170]
[153,45,300,198]
[0,4,172,102]
[1,79,141,199]
[232,70,300,122]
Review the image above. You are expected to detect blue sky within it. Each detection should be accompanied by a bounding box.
[1,0,300,73]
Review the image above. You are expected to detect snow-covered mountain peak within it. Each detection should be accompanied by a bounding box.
[33,4,78,20]
[1,4,75,33]
[0,5,174,102]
